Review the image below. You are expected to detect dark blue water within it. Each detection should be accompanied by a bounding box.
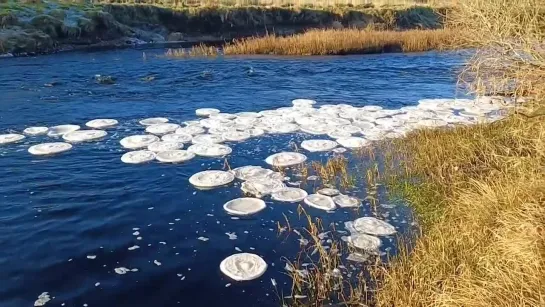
[0,49,465,307]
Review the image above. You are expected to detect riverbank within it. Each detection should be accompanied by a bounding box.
[0,1,445,56]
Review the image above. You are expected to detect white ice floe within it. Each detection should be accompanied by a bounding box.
[62,130,107,142]
[145,123,180,135]
[155,150,195,163]
[333,194,361,208]
[28,142,72,156]
[195,108,220,117]
[34,292,51,307]
[336,137,369,149]
[317,188,340,196]
[189,170,235,188]
[300,139,338,152]
[85,119,118,129]
[269,123,299,134]
[232,166,277,181]
[192,134,224,144]
[241,177,285,197]
[265,152,307,167]
[147,141,183,152]
[0,133,25,144]
[47,125,80,137]
[161,133,192,143]
[345,233,381,251]
[210,113,236,121]
[304,194,336,211]
[346,217,396,236]
[114,267,130,275]
[176,125,205,135]
[292,99,316,107]
[223,198,266,216]
[327,130,352,139]
[187,144,232,157]
[222,131,251,142]
[271,187,308,202]
[120,150,156,164]
[23,127,48,136]
[220,253,267,281]
[139,117,169,126]
[120,135,160,149]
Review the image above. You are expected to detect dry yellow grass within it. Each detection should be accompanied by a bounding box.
[224,28,456,55]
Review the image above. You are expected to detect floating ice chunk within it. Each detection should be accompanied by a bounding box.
[47,125,80,137]
[187,144,232,157]
[120,135,160,149]
[346,253,369,263]
[62,130,107,142]
[225,232,238,240]
[336,137,369,149]
[327,130,352,139]
[304,194,336,211]
[222,131,251,142]
[271,187,308,202]
[34,292,51,306]
[300,139,338,152]
[269,123,300,134]
[317,188,340,196]
[189,170,235,188]
[128,245,140,251]
[241,177,285,197]
[333,195,361,208]
[0,133,25,144]
[23,127,48,136]
[196,108,220,117]
[265,152,307,167]
[352,217,396,236]
[121,150,156,164]
[85,119,118,129]
[197,236,209,242]
[192,134,224,144]
[346,234,381,251]
[155,150,195,163]
[114,267,130,275]
[147,141,183,152]
[161,133,192,143]
[209,126,236,135]
[154,260,162,266]
[146,123,180,135]
[223,198,266,216]
[220,253,267,281]
[352,120,376,130]
[210,113,236,121]
[237,112,262,118]
[332,147,347,154]
[87,255,97,259]
[300,124,333,135]
[232,166,276,181]
[139,117,169,126]
[292,99,316,107]
[248,128,265,137]
[28,142,72,156]
[176,125,205,135]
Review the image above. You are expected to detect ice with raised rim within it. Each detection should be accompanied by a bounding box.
[62,130,107,142]
[222,131,251,142]
[223,198,266,216]
[336,137,369,149]
[120,135,160,149]
[241,177,285,197]
[187,144,232,157]
[345,233,381,251]
[146,123,180,135]
[196,108,220,117]
[333,194,361,208]
[232,166,276,181]
[155,150,195,163]
[346,217,396,236]
[0,133,25,145]
[139,117,169,126]
[301,139,338,152]
[271,187,308,202]
[265,152,307,167]
[189,170,235,189]
[176,125,205,135]
[219,253,267,281]
[120,150,156,164]
[47,125,80,137]
[304,194,336,211]
[161,133,192,143]
[192,134,224,145]
[28,142,72,156]
[23,127,48,136]
[147,141,183,152]
[317,188,340,196]
[85,119,118,129]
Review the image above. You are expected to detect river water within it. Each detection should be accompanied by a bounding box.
[0,49,465,307]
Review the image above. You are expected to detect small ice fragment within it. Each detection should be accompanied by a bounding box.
[137,237,142,240]
[249,247,255,250]
[197,237,209,242]
[131,268,139,272]
[133,228,140,231]
[181,276,186,280]
[148,207,154,210]
[87,255,96,260]
[34,292,51,306]
[128,245,139,251]
[95,282,100,287]
[175,218,181,221]
[294,295,307,299]
[159,241,167,245]
[225,232,237,240]
[225,283,231,287]
[114,267,129,275]
[271,278,277,287]
[133,231,140,236]
[235,247,242,252]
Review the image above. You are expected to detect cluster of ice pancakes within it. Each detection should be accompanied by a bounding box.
[0,98,511,160]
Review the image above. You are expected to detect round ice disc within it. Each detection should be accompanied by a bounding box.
[155,150,195,163]
[47,125,80,137]
[120,135,160,149]
[304,194,336,211]
[327,130,352,139]
[333,194,361,208]
[219,253,267,281]
[241,177,285,198]
[337,137,369,149]
[195,108,220,117]
[63,130,107,142]
[352,217,396,236]
[271,187,308,202]
[222,131,251,142]
[232,166,275,181]
[189,170,235,188]
[162,133,193,143]
[145,123,180,135]
[176,125,205,135]
[223,198,266,216]
[317,188,340,196]
[86,119,118,129]
[147,141,183,152]
[23,127,48,136]
[187,144,232,157]
[300,124,333,135]
[301,139,338,152]
[192,134,224,145]
[121,150,156,164]
[265,152,307,167]
[269,123,299,134]
[0,133,25,145]
[349,233,381,251]
[28,142,72,155]
[139,117,169,126]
